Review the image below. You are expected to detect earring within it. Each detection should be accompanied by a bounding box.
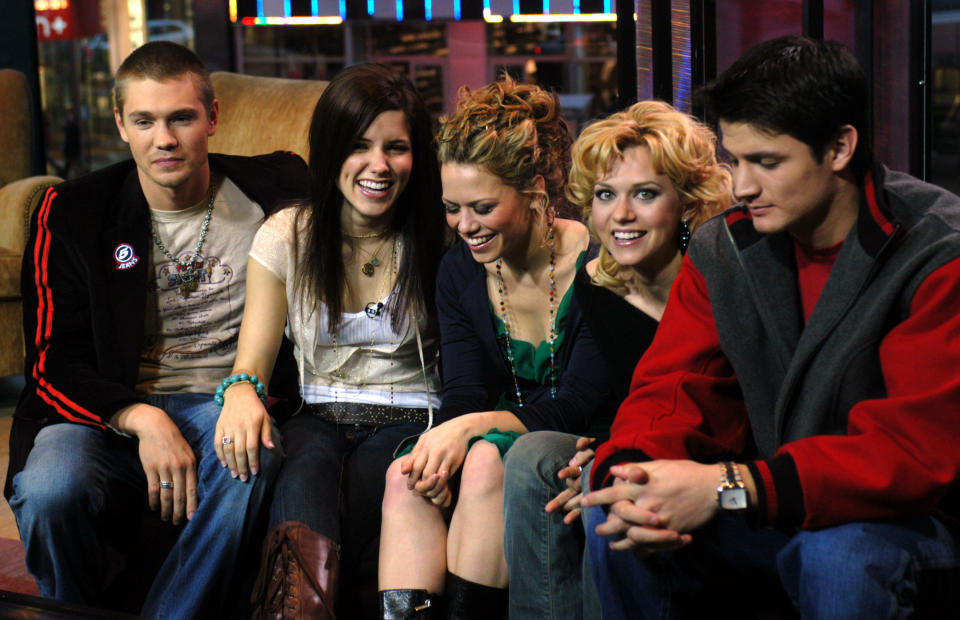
[679,220,691,254]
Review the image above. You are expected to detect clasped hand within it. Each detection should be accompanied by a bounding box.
[580,459,718,556]
[398,415,479,508]
[214,382,275,481]
[544,436,595,524]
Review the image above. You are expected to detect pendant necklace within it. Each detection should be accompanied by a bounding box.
[331,236,398,403]
[356,234,392,277]
[150,174,221,297]
[495,224,557,406]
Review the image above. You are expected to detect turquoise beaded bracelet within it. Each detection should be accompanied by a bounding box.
[214,373,267,407]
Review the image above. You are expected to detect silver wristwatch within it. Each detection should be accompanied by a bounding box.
[717,461,748,511]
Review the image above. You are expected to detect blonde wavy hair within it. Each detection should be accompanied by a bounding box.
[567,100,732,289]
[437,75,574,219]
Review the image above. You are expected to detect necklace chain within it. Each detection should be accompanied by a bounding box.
[355,234,392,277]
[496,225,557,407]
[331,235,398,403]
[150,174,221,296]
[343,228,389,239]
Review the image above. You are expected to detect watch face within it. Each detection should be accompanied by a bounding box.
[721,487,748,510]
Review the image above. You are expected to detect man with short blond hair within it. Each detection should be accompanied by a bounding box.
[6,41,306,617]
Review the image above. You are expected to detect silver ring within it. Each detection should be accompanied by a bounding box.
[160,480,174,490]
[577,465,584,475]
[222,436,234,445]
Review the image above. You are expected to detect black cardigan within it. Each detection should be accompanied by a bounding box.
[435,241,613,434]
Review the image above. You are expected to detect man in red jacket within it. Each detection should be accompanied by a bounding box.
[582,35,960,618]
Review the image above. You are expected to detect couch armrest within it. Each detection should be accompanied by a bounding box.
[0,175,63,254]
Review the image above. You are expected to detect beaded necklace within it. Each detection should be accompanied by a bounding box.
[495,225,557,407]
[150,173,222,297]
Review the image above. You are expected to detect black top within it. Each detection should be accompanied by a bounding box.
[572,264,659,439]
[435,241,613,434]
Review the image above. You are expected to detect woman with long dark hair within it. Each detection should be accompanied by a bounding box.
[215,63,446,619]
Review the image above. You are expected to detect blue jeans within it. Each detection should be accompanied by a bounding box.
[9,393,282,619]
[586,505,960,619]
[503,431,601,620]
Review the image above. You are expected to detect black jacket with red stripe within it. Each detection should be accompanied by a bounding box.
[592,164,960,531]
[5,152,308,499]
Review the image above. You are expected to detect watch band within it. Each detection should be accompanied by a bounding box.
[717,461,748,511]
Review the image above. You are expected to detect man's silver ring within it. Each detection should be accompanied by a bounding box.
[222,436,234,445]
[578,465,584,475]
[160,480,174,490]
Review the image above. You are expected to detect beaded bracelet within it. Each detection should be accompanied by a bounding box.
[214,373,267,407]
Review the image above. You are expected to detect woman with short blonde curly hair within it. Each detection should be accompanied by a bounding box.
[568,99,732,290]
[378,77,615,618]
[501,100,732,619]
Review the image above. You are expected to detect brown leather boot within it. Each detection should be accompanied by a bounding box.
[251,521,340,619]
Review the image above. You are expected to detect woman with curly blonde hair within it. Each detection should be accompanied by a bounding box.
[502,100,732,619]
[378,77,613,618]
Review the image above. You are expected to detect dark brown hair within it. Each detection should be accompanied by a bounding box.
[298,63,445,334]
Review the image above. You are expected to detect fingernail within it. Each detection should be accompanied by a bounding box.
[240,473,248,482]
[187,511,195,520]
[251,466,259,476]
[219,460,226,467]
[231,470,238,478]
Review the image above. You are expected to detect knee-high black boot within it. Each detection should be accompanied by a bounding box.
[444,572,507,620]
[379,589,443,619]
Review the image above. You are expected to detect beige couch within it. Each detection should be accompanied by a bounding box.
[0,69,63,378]
[209,71,328,163]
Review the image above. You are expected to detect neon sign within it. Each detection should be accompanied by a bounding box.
[35,0,70,10]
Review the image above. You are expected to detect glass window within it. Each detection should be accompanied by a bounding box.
[931,2,960,195]
[35,1,126,178]
[235,5,619,132]
[240,25,345,79]
[715,0,802,74]
[824,0,855,49]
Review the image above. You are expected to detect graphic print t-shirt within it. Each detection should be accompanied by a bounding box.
[137,177,263,394]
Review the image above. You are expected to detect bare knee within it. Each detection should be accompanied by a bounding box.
[382,458,417,515]
[459,441,505,502]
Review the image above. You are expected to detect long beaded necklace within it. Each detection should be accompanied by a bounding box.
[495,224,557,406]
[150,174,221,297]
